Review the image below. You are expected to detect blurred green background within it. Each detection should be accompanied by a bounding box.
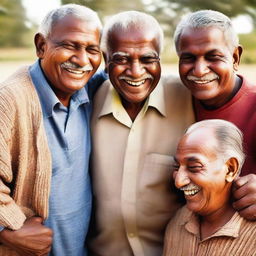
[0,0,256,81]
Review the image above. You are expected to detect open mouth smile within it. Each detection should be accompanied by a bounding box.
[123,79,146,87]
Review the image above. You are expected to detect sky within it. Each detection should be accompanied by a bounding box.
[21,0,253,34]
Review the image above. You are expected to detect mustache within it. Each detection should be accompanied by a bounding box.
[187,74,219,81]
[118,74,153,81]
[179,183,200,191]
[61,61,93,72]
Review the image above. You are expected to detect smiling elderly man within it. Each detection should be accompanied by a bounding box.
[87,11,194,256]
[163,119,256,255]
[174,10,256,221]
[0,4,103,256]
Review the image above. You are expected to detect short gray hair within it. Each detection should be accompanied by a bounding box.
[186,119,245,174]
[174,10,239,53]
[101,11,164,55]
[38,4,102,38]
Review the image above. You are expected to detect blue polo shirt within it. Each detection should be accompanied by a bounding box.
[29,61,106,256]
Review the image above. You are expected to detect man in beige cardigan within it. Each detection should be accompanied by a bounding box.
[0,4,103,256]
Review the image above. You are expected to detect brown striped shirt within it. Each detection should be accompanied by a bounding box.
[163,206,256,256]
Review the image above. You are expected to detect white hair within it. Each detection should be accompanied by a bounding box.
[101,11,164,55]
[38,4,102,38]
[186,119,245,174]
[174,10,239,53]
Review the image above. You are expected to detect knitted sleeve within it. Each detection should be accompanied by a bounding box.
[0,89,26,230]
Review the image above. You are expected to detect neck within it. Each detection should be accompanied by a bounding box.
[200,202,236,240]
[122,98,146,121]
[201,75,242,110]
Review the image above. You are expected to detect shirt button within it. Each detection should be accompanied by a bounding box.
[128,233,135,237]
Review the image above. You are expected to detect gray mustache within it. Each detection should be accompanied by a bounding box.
[61,62,93,72]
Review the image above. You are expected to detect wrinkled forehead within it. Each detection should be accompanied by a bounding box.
[108,25,160,53]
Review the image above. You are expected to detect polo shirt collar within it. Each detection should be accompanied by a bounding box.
[182,207,243,241]
[99,78,166,120]
[29,60,89,118]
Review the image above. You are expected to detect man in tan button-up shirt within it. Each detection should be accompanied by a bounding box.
[88,11,194,256]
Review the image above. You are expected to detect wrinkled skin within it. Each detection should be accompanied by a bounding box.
[0,217,53,255]
[233,174,256,220]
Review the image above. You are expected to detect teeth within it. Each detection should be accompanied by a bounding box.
[125,80,145,87]
[66,68,84,74]
[183,189,200,196]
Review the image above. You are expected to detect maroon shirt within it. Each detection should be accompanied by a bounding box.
[194,75,256,176]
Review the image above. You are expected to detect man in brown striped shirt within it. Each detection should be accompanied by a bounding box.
[163,120,256,256]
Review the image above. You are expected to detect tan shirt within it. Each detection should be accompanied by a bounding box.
[163,206,256,256]
[88,75,194,256]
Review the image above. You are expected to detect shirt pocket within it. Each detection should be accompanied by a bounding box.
[138,153,180,212]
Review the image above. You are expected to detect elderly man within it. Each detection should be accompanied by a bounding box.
[163,119,256,255]
[87,11,194,256]
[174,10,256,220]
[0,4,103,256]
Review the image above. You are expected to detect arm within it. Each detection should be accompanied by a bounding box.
[0,217,52,256]
[232,174,256,220]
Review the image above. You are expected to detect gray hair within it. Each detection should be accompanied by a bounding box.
[186,119,245,174]
[101,11,164,56]
[174,10,239,53]
[38,4,102,38]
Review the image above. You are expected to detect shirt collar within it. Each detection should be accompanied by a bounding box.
[29,60,89,118]
[181,207,244,241]
[98,78,166,123]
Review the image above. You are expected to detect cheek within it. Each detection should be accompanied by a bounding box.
[109,65,126,78]
[90,54,102,67]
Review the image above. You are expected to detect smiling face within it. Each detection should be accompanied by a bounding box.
[105,26,161,106]
[173,127,232,216]
[35,14,101,105]
[177,26,241,108]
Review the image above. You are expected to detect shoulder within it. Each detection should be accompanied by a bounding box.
[160,74,191,97]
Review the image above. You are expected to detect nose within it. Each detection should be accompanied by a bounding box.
[175,168,190,189]
[127,60,145,78]
[192,59,209,77]
[71,49,90,67]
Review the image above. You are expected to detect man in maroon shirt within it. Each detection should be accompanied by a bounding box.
[174,9,256,220]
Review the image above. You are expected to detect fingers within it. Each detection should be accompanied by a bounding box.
[236,204,256,221]
[233,192,256,210]
[232,174,256,200]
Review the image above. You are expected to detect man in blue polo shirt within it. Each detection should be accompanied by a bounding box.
[0,4,106,256]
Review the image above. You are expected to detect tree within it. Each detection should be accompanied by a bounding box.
[0,0,29,47]
[61,0,145,19]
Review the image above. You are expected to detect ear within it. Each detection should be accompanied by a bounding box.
[225,157,239,182]
[34,33,47,59]
[102,52,109,73]
[233,45,243,71]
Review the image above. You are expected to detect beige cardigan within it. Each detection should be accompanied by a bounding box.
[0,66,51,255]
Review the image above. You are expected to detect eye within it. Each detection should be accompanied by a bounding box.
[179,54,195,63]
[61,43,76,50]
[87,46,101,55]
[112,56,129,65]
[188,165,203,173]
[172,163,180,171]
[140,56,160,64]
[206,53,224,61]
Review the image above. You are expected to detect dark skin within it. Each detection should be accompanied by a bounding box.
[0,217,52,256]
[177,26,256,220]
[0,14,101,255]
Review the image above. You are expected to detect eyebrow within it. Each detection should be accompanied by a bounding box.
[112,52,130,57]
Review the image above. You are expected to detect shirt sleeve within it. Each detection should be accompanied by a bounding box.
[86,69,108,99]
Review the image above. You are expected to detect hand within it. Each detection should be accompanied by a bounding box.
[232,174,256,220]
[0,216,53,256]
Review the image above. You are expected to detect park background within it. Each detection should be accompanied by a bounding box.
[0,0,256,82]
